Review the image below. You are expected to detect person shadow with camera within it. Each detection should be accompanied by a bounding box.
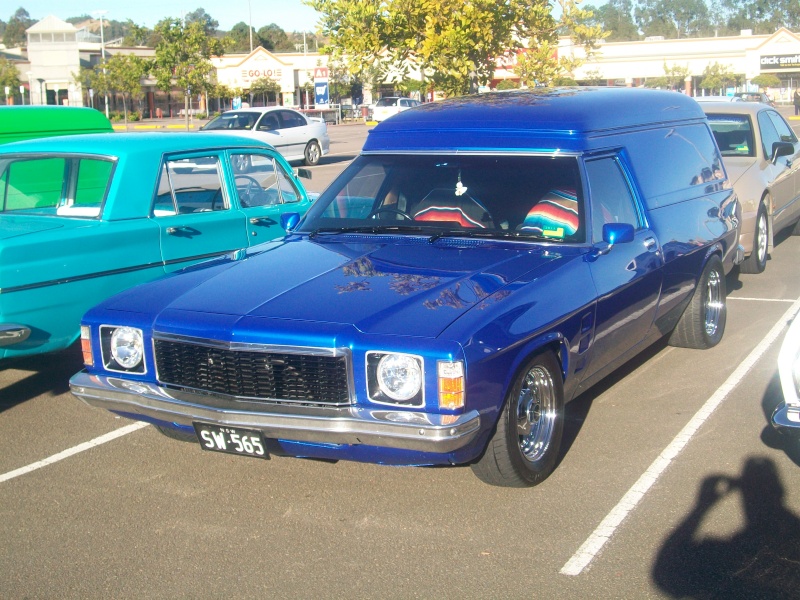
[653,456,800,599]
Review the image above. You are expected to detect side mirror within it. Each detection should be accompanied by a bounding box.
[589,222,635,259]
[603,222,635,246]
[296,168,312,180]
[772,141,794,164]
[281,212,301,232]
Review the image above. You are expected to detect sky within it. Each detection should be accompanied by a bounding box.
[13,0,323,33]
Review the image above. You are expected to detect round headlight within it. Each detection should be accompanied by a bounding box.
[110,327,144,370]
[377,354,422,402]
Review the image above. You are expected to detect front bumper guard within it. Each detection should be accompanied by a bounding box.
[70,371,482,454]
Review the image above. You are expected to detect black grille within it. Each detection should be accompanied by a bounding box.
[154,339,350,406]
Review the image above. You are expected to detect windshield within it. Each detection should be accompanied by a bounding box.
[201,112,259,131]
[299,154,584,243]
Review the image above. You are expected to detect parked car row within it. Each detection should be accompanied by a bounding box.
[2,91,797,488]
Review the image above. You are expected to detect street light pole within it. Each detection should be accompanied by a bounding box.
[94,10,110,118]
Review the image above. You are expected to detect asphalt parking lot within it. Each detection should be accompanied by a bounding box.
[2,117,800,599]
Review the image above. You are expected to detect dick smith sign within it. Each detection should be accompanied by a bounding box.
[760,54,800,69]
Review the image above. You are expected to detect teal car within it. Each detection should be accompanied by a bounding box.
[0,132,313,360]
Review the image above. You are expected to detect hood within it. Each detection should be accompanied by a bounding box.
[0,215,65,241]
[121,236,564,339]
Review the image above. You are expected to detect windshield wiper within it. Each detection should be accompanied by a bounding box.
[427,229,552,243]
[308,225,430,239]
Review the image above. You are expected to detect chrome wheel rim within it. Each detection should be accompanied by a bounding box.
[756,212,768,265]
[516,366,557,463]
[307,143,320,163]
[704,268,723,337]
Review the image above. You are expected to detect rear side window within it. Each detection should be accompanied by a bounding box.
[153,157,226,216]
[376,98,398,107]
[0,156,113,216]
[707,114,755,157]
[626,123,724,206]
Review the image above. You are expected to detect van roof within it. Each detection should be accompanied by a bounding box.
[363,87,707,154]
[0,106,113,144]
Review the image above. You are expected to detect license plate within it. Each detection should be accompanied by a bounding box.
[193,423,268,459]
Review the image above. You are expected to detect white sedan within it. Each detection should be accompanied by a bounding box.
[200,107,330,166]
[773,313,800,436]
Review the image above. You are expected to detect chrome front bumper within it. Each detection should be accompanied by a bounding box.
[772,401,800,435]
[70,371,482,453]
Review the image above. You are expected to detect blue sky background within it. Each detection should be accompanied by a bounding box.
[14,1,323,33]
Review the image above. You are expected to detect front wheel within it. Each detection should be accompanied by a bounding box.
[471,351,564,487]
[740,201,768,274]
[668,255,727,349]
[303,140,322,166]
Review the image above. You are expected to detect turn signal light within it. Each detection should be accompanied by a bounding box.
[80,325,93,366]
[438,361,465,410]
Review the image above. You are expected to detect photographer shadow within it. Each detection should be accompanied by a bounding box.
[652,457,800,599]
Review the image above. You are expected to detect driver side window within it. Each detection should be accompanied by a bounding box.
[585,157,641,243]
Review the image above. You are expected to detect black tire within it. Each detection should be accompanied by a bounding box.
[303,140,322,166]
[791,217,800,236]
[156,425,198,443]
[668,255,726,349]
[740,201,768,274]
[471,351,564,487]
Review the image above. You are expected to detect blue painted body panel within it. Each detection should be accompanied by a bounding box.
[0,132,313,359]
[70,88,742,469]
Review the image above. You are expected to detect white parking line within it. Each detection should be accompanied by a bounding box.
[0,421,149,484]
[560,295,800,576]
[728,297,796,303]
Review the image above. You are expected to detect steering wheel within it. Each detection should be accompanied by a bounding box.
[368,207,413,221]
[234,175,261,207]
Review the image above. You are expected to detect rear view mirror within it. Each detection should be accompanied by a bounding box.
[296,168,312,180]
[772,141,794,164]
[281,212,301,232]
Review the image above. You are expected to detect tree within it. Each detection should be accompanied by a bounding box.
[699,62,742,93]
[584,0,639,41]
[103,54,148,124]
[151,18,225,126]
[0,56,21,103]
[228,22,255,53]
[184,8,219,36]
[3,7,34,48]
[248,76,281,105]
[307,0,604,97]
[634,0,709,38]
[644,62,690,89]
[751,74,781,89]
[514,0,607,88]
[257,24,290,51]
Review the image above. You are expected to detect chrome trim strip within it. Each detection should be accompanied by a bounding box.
[0,250,236,295]
[152,332,348,357]
[70,371,481,453]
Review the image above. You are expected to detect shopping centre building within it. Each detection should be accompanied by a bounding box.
[4,15,800,110]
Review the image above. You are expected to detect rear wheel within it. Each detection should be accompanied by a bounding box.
[740,201,768,274]
[471,351,564,487]
[303,140,321,166]
[668,255,726,349]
